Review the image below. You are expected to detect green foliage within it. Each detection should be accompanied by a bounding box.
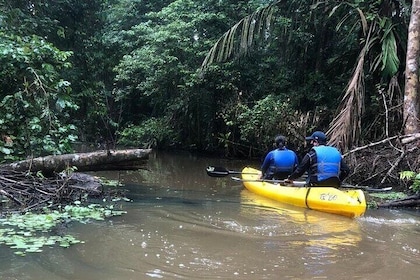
[0,0,413,159]
[217,95,297,155]
[367,191,407,209]
[0,31,78,161]
[380,20,400,78]
[0,202,126,256]
[118,117,176,148]
[329,0,407,78]
[400,171,420,193]
[112,0,264,151]
[369,192,407,200]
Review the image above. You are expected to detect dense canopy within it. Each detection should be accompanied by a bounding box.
[0,1,418,173]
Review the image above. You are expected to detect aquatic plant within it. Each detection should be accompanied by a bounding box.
[400,171,420,193]
[0,202,126,256]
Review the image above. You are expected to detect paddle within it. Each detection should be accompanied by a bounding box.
[206,166,259,177]
[231,176,307,187]
[341,184,392,192]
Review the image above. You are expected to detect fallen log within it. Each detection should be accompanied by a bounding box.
[0,148,152,175]
[344,133,420,157]
[378,194,420,208]
[0,148,152,212]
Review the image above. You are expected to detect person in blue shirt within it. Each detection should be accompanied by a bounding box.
[285,131,350,187]
[260,135,299,180]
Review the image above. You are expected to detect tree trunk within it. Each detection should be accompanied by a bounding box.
[378,194,420,208]
[0,148,152,175]
[404,0,420,136]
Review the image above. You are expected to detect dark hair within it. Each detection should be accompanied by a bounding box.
[274,135,286,148]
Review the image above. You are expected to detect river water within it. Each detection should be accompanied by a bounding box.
[0,151,419,279]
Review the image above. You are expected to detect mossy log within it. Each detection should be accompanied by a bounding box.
[0,148,152,175]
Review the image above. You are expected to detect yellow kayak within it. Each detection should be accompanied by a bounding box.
[240,167,366,218]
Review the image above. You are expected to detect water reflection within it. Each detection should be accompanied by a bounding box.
[238,189,364,279]
[240,189,363,275]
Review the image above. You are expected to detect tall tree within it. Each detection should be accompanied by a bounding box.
[404,0,420,135]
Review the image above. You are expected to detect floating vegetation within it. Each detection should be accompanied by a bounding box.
[367,192,408,208]
[0,168,131,255]
[0,202,127,256]
[369,192,407,200]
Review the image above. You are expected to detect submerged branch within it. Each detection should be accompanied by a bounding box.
[0,170,105,214]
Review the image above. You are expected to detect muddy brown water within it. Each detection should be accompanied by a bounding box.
[0,151,419,279]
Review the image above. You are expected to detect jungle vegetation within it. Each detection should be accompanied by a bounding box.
[0,1,419,188]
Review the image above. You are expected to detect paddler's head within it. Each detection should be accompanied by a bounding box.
[274,135,286,149]
[305,131,327,146]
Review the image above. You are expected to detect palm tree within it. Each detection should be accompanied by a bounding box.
[325,1,405,148]
[201,0,413,150]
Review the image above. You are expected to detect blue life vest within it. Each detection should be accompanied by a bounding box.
[312,146,341,181]
[269,149,297,173]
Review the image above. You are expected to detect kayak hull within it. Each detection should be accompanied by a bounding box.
[241,167,366,218]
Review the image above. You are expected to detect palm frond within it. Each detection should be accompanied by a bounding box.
[369,19,400,77]
[380,28,400,77]
[327,54,365,150]
[333,4,367,36]
[200,2,279,70]
[355,8,368,36]
[327,6,402,150]
[327,25,376,150]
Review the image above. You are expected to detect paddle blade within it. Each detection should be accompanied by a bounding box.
[206,166,230,177]
[206,166,260,177]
